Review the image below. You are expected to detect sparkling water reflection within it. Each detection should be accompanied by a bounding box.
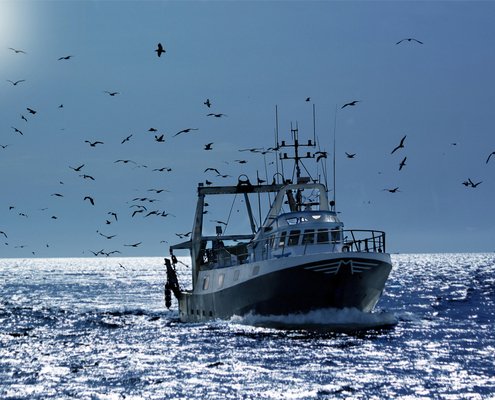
[0,254,494,399]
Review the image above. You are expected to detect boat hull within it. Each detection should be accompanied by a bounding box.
[178,252,392,323]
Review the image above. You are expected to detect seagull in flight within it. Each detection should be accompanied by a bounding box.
[383,187,401,193]
[342,101,361,109]
[11,126,23,135]
[174,128,198,137]
[8,47,26,54]
[207,113,227,118]
[27,108,36,114]
[84,196,95,205]
[69,164,84,171]
[204,99,211,108]
[85,141,104,147]
[391,135,406,154]
[396,38,423,45]
[468,179,482,188]
[345,152,356,158]
[155,43,166,57]
[399,157,407,171]
[204,142,214,150]
[121,134,133,144]
[486,151,495,164]
[7,79,25,86]
[58,55,74,60]
[155,134,165,142]
[103,91,121,96]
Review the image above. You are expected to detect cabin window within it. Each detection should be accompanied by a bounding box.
[253,265,260,276]
[288,230,300,246]
[317,229,330,244]
[302,229,315,245]
[233,270,240,282]
[203,276,210,290]
[331,228,341,243]
[218,274,225,289]
[277,232,287,248]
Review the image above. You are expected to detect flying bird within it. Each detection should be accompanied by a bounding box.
[1,144,12,149]
[84,196,95,205]
[124,242,142,247]
[341,101,361,109]
[11,127,23,135]
[486,151,495,164]
[115,159,136,164]
[8,47,26,54]
[108,212,118,221]
[26,108,36,114]
[204,99,211,107]
[468,179,482,188]
[345,152,356,158]
[79,174,95,180]
[0,231,7,238]
[155,135,165,142]
[399,157,407,171]
[103,91,121,96]
[58,55,74,60]
[204,168,220,174]
[7,79,25,85]
[383,187,401,193]
[173,128,198,137]
[204,142,214,150]
[315,151,328,162]
[21,115,28,122]
[207,113,227,117]
[391,135,407,154]
[121,134,133,144]
[69,164,84,171]
[85,141,104,147]
[155,43,166,57]
[51,193,64,197]
[396,38,423,45]
[306,97,311,102]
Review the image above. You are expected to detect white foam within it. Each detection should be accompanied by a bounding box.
[231,307,396,333]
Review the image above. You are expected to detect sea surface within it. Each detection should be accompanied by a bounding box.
[1,253,494,399]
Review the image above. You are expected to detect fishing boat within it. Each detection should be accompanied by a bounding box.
[165,122,393,323]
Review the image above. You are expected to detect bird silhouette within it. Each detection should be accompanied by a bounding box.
[468,179,482,188]
[8,47,26,54]
[103,91,121,96]
[155,43,165,57]
[97,231,116,239]
[391,135,407,154]
[1,144,12,149]
[11,127,23,135]
[204,99,211,107]
[121,134,133,144]
[315,151,328,162]
[148,127,157,132]
[85,141,104,147]
[115,159,136,164]
[383,187,401,193]
[58,55,74,60]
[69,164,84,171]
[174,128,198,137]
[204,142,214,150]
[7,79,25,85]
[207,113,227,117]
[155,135,165,142]
[51,193,64,197]
[79,174,95,180]
[27,108,36,114]
[396,38,423,45]
[345,152,356,158]
[486,152,495,164]
[124,242,142,247]
[21,115,28,122]
[108,212,118,221]
[399,157,407,170]
[306,97,311,102]
[84,196,95,205]
[342,101,361,109]
[0,231,7,238]
[205,168,221,174]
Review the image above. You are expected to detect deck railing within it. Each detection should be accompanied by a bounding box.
[204,229,386,268]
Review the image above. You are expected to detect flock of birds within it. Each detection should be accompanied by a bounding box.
[2,37,493,257]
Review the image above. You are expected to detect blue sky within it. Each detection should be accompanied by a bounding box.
[1,1,494,258]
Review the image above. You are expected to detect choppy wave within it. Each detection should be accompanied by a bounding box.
[1,253,495,399]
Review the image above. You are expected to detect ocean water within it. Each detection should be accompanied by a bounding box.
[1,253,494,399]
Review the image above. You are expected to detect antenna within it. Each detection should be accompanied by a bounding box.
[333,104,337,208]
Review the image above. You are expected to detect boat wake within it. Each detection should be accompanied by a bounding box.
[231,307,396,333]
